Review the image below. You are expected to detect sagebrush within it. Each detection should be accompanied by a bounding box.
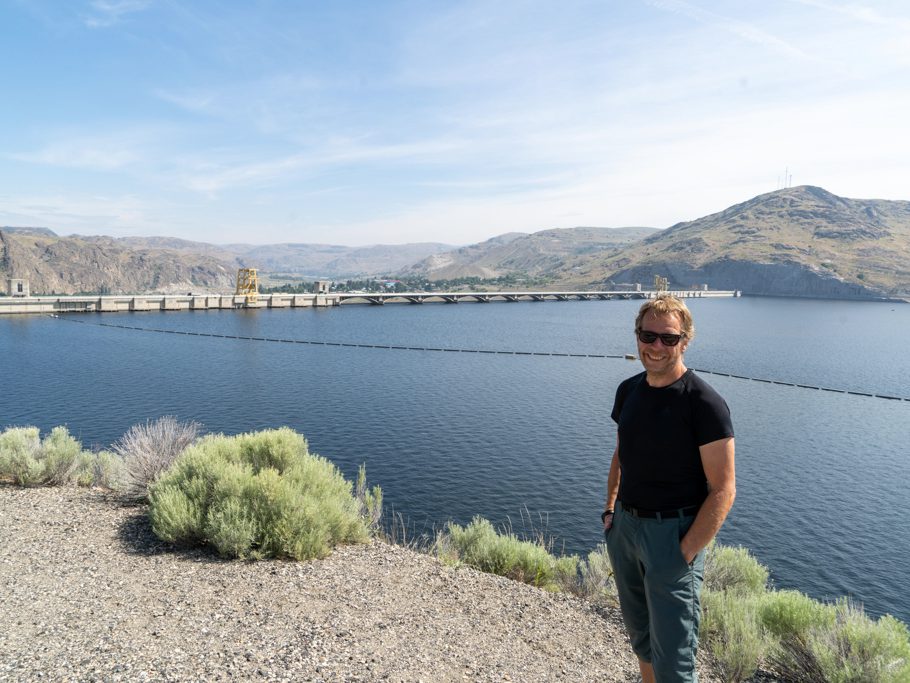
[113,416,200,500]
[0,425,121,488]
[441,516,580,591]
[148,427,375,560]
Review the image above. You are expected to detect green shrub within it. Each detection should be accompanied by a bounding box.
[552,554,583,593]
[97,450,125,489]
[355,463,383,533]
[40,426,82,485]
[0,426,42,485]
[704,542,769,595]
[759,589,835,639]
[73,450,125,490]
[701,589,770,683]
[443,516,580,590]
[0,426,104,487]
[576,543,616,603]
[73,451,97,487]
[148,428,369,560]
[769,599,910,683]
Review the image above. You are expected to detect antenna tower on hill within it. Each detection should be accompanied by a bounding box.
[777,167,793,189]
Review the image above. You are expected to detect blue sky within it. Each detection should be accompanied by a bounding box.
[2,0,908,246]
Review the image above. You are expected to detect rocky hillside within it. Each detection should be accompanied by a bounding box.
[0,230,236,295]
[548,186,910,299]
[0,230,453,295]
[219,241,453,278]
[401,227,660,280]
[4,186,908,299]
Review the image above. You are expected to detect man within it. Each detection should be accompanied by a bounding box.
[603,294,736,683]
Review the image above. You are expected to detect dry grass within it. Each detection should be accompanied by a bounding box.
[112,416,201,501]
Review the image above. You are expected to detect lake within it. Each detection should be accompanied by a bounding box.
[2,296,908,623]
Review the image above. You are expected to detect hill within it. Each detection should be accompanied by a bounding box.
[218,241,453,278]
[0,231,453,295]
[0,230,236,295]
[546,186,910,299]
[400,227,660,280]
[3,186,908,299]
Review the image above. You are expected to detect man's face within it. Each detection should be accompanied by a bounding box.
[637,310,687,378]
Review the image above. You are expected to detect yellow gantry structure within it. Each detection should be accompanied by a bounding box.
[235,268,259,303]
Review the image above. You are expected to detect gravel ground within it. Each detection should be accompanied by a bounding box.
[0,486,721,682]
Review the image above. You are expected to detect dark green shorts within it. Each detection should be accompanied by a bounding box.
[605,504,706,682]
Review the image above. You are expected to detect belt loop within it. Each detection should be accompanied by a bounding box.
[655,510,663,523]
[678,507,685,519]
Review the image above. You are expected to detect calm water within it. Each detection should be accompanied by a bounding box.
[2,297,908,623]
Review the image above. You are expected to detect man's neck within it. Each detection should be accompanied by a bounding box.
[645,364,687,388]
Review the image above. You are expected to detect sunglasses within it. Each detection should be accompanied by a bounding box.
[636,329,684,346]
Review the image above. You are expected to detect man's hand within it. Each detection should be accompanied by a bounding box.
[603,444,620,534]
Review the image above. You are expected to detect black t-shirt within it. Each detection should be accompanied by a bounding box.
[611,369,734,510]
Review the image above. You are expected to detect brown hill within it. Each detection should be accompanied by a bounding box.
[401,227,660,280]
[220,241,453,278]
[4,186,908,299]
[0,232,454,295]
[0,230,236,295]
[547,186,910,299]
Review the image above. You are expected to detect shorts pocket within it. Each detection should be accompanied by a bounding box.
[675,516,695,567]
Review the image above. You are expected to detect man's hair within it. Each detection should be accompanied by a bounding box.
[634,294,696,341]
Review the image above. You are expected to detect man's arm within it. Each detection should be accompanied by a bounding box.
[680,436,736,562]
[603,440,621,531]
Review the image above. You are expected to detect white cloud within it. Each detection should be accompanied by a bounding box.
[153,88,217,113]
[8,128,163,171]
[12,141,135,170]
[789,0,910,27]
[84,0,151,28]
[175,138,466,195]
[0,192,156,235]
[643,0,820,63]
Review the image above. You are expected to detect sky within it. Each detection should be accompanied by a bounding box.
[1,0,909,246]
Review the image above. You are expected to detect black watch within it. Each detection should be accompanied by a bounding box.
[601,509,614,523]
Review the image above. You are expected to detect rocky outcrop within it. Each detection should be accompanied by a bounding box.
[0,230,235,295]
[553,186,910,300]
[0,231,454,295]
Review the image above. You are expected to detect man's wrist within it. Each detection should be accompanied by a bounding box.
[601,509,614,523]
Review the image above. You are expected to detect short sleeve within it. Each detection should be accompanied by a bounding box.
[611,374,640,424]
[692,383,734,446]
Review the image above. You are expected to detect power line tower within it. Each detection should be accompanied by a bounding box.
[236,268,259,304]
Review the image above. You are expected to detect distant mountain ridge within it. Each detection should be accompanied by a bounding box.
[3,186,908,299]
[218,241,453,278]
[401,227,660,280]
[0,231,453,295]
[546,186,910,300]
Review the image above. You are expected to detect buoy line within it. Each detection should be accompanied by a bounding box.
[49,314,910,402]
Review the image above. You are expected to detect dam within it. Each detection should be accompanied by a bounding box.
[0,289,739,315]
